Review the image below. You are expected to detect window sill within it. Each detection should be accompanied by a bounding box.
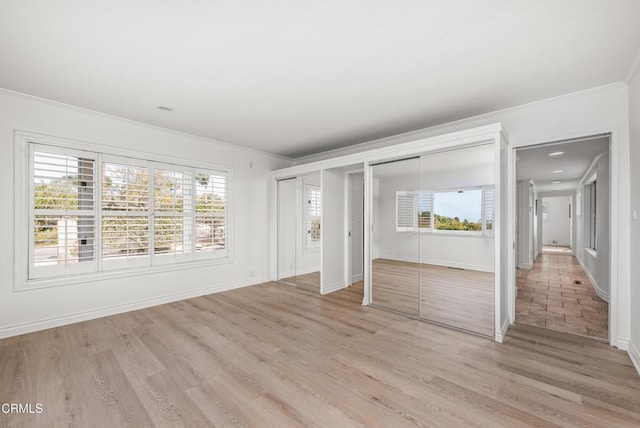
[584,248,597,258]
[17,256,233,292]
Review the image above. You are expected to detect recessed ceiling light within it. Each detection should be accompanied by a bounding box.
[157,106,174,112]
[553,170,563,173]
[552,180,561,184]
[549,151,564,156]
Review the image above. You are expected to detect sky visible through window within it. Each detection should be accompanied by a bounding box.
[434,189,482,222]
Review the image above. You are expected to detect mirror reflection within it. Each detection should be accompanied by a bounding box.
[277,173,321,292]
[370,144,495,336]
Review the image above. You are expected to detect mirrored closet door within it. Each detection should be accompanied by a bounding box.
[370,145,496,336]
[419,144,495,336]
[277,173,322,291]
[370,158,420,316]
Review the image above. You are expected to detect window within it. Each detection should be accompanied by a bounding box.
[396,186,493,235]
[27,141,230,281]
[32,147,97,278]
[433,189,482,232]
[304,183,321,250]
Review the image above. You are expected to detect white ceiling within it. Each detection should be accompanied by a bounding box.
[516,136,609,193]
[1,1,639,158]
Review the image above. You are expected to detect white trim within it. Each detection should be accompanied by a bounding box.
[1,88,292,162]
[0,274,269,340]
[577,256,609,303]
[351,274,364,282]
[294,83,623,163]
[517,262,533,269]
[320,280,347,295]
[273,124,502,178]
[495,317,510,343]
[628,341,640,376]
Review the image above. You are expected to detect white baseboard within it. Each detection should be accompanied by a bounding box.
[495,317,510,343]
[0,274,270,339]
[321,281,347,295]
[629,340,640,376]
[351,273,363,282]
[577,258,609,303]
[378,254,494,273]
[517,262,532,269]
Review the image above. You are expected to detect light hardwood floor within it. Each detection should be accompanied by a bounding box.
[372,258,494,336]
[1,280,639,427]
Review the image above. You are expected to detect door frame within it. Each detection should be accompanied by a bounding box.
[507,131,619,347]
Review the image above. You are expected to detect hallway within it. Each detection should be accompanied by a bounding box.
[516,253,608,340]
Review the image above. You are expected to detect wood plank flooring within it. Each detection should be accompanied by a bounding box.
[372,258,494,336]
[1,280,639,427]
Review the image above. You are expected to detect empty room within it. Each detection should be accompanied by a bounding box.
[2,1,640,427]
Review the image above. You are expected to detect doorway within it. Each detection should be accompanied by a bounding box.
[514,135,610,340]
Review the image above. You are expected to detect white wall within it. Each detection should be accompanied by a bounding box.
[0,90,291,338]
[277,179,297,278]
[542,196,572,246]
[576,153,610,301]
[517,180,535,268]
[628,63,640,373]
[299,82,631,349]
[321,168,346,293]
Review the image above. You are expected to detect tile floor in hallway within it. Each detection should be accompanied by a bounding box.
[516,253,608,340]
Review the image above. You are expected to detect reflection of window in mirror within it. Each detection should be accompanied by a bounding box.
[305,183,321,250]
[395,186,494,235]
[433,189,482,232]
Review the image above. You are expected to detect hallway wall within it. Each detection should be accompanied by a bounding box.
[542,196,572,246]
[576,153,610,302]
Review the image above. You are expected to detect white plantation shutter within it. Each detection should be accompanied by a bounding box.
[417,190,433,230]
[27,140,233,281]
[31,146,97,278]
[195,170,228,258]
[483,185,495,236]
[305,183,321,249]
[154,166,193,262]
[396,191,416,231]
[101,159,150,268]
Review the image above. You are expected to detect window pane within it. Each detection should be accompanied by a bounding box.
[306,184,321,247]
[102,216,149,259]
[33,215,95,266]
[417,191,432,229]
[195,172,226,214]
[433,189,482,231]
[34,152,95,211]
[195,171,227,254]
[196,216,226,251]
[155,216,193,255]
[102,163,149,211]
[154,169,192,213]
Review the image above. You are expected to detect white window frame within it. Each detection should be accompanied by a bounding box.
[15,131,233,291]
